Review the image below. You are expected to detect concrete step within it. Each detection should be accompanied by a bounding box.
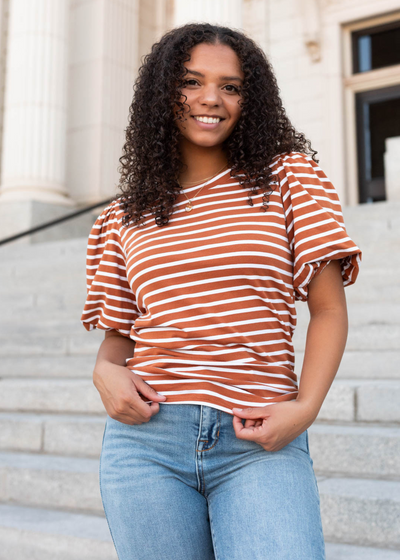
[295,302,400,328]
[2,301,399,337]
[2,297,400,323]
[0,451,102,514]
[0,355,95,378]
[0,320,398,358]
[0,504,117,560]
[293,323,400,351]
[0,331,104,357]
[0,236,88,262]
[317,380,400,423]
[309,423,400,480]
[1,450,399,548]
[326,542,400,559]
[0,378,398,422]
[1,412,399,478]
[344,280,400,304]
[318,476,400,549]
[1,259,398,292]
[1,504,399,560]
[0,291,87,310]
[295,350,400,380]
[1,318,92,336]
[0,379,104,414]
[0,413,106,457]
[343,199,400,223]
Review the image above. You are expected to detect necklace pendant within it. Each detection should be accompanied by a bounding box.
[185,203,193,212]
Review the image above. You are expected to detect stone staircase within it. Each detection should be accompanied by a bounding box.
[0,201,399,559]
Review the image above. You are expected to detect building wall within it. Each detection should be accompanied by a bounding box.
[243,0,400,204]
[0,0,399,241]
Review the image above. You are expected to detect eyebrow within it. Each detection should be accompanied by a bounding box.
[185,69,243,83]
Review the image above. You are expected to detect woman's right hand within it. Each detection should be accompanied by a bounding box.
[93,360,167,425]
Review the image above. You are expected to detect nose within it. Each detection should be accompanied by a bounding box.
[198,84,222,106]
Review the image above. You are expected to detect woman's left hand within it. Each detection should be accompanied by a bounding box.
[232,399,317,452]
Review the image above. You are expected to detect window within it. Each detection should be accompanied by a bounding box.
[352,21,400,73]
[356,85,400,202]
[348,18,400,202]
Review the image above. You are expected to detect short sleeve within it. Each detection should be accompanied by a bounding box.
[80,200,140,337]
[276,152,362,302]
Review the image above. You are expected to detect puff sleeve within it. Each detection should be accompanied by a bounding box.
[80,200,140,337]
[276,152,362,302]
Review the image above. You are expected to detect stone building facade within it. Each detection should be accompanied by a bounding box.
[0,0,399,241]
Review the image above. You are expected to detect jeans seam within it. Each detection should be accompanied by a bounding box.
[99,417,122,560]
[207,504,220,560]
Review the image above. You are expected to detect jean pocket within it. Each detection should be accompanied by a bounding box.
[289,429,310,455]
[305,429,310,454]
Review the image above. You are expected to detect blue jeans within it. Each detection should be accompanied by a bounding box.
[100,404,326,560]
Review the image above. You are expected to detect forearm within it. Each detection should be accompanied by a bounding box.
[296,307,348,417]
[95,331,136,371]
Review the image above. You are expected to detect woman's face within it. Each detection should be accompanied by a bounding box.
[174,43,244,148]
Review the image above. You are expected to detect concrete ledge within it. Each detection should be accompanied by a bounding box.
[1,451,400,548]
[319,477,400,548]
[0,452,102,513]
[0,413,106,457]
[0,503,399,559]
[0,355,95,379]
[326,542,400,559]
[296,350,400,380]
[0,503,116,560]
[0,378,399,422]
[318,380,400,423]
[0,379,104,414]
[309,424,400,479]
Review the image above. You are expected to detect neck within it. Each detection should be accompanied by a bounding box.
[178,141,228,185]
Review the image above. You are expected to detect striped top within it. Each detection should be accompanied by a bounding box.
[81,151,362,415]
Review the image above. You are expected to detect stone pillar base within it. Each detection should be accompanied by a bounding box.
[384,136,400,202]
[0,200,97,246]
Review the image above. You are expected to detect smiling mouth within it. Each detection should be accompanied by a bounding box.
[191,116,225,123]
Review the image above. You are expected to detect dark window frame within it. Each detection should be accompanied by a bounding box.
[352,19,400,74]
[356,84,400,202]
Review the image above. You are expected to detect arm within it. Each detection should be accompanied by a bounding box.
[94,330,166,425]
[232,259,348,450]
[296,259,348,416]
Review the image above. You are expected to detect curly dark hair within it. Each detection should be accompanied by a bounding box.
[117,22,318,228]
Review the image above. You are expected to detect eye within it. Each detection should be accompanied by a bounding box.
[183,79,198,86]
[224,84,240,93]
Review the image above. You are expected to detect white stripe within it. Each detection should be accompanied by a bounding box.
[134,263,294,302]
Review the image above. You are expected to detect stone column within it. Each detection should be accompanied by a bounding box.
[0,0,72,241]
[0,0,70,205]
[384,136,400,201]
[173,0,243,29]
[67,0,140,205]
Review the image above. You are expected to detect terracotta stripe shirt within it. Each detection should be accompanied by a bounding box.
[81,151,362,414]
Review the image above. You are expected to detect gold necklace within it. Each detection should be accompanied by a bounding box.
[178,163,228,212]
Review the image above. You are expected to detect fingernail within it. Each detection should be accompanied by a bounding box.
[233,408,243,411]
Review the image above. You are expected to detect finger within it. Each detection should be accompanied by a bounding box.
[129,392,161,421]
[232,414,257,436]
[232,415,266,440]
[233,416,255,431]
[133,376,167,402]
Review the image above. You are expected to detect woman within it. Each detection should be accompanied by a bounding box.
[81,23,362,560]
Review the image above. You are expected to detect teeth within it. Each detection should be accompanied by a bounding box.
[194,116,221,124]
